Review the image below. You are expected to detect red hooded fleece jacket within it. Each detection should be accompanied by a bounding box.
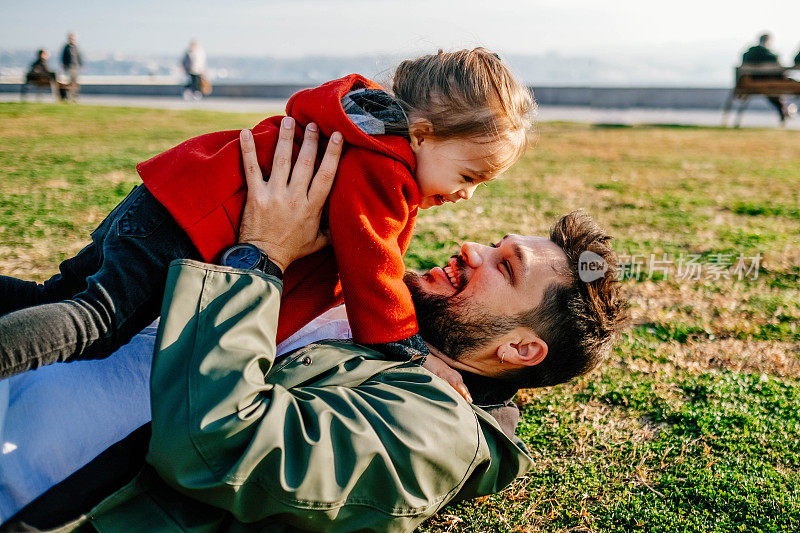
[137,75,420,345]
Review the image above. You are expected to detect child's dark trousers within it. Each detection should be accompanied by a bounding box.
[0,185,199,378]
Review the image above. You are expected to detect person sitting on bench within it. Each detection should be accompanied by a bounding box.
[21,49,57,99]
[742,33,791,124]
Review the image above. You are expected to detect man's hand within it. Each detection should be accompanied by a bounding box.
[238,117,343,272]
[423,344,473,403]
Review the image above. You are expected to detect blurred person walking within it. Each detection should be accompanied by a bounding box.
[181,40,206,100]
[61,32,83,101]
[741,33,792,124]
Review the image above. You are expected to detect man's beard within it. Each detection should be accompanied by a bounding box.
[404,268,516,359]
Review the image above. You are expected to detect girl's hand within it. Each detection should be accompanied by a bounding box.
[237,118,343,271]
[423,343,473,403]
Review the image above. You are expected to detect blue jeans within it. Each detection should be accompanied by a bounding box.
[0,185,199,378]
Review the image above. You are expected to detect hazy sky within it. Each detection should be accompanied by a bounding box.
[3,0,800,61]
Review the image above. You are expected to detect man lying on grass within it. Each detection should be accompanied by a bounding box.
[1,130,625,532]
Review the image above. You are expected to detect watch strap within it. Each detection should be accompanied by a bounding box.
[221,243,283,279]
[257,254,284,279]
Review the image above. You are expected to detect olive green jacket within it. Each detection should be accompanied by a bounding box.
[83,260,532,532]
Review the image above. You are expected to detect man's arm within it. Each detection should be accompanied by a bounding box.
[147,265,492,530]
[144,120,347,510]
[146,260,507,532]
[141,126,527,531]
[146,259,285,489]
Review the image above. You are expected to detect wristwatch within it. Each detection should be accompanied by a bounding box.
[220,243,283,279]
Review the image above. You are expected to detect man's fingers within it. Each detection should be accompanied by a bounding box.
[270,116,296,188]
[240,129,263,191]
[446,374,472,403]
[422,347,474,404]
[289,122,319,193]
[307,131,343,207]
[457,383,473,404]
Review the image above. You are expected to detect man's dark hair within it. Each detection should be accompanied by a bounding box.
[511,211,626,388]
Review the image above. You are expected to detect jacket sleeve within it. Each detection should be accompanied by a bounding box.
[146,260,505,532]
[327,151,419,344]
[147,259,284,501]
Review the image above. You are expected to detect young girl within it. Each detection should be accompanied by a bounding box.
[0,48,534,378]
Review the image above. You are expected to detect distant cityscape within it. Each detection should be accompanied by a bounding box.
[0,49,745,87]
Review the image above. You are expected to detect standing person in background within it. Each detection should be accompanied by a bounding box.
[181,40,206,101]
[61,32,82,102]
[741,33,791,125]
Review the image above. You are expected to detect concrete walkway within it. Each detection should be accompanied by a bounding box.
[2,93,798,129]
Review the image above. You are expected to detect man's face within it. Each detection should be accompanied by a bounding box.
[405,235,568,358]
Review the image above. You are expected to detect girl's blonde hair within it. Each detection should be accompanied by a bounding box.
[392,47,535,167]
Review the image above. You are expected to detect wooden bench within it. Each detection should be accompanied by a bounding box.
[722,65,800,126]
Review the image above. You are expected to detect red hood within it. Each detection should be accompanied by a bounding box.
[281,74,415,175]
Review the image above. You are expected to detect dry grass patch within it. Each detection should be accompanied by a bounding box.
[96,170,137,186]
[663,339,800,377]
[626,280,798,335]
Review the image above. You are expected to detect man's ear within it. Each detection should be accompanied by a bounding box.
[408,118,434,152]
[496,329,548,367]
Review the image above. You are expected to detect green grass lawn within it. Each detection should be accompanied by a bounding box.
[2,102,799,532]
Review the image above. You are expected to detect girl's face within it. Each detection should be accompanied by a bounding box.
[410,134,511,209]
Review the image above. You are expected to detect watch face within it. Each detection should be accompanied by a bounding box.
[224,245,262,270]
